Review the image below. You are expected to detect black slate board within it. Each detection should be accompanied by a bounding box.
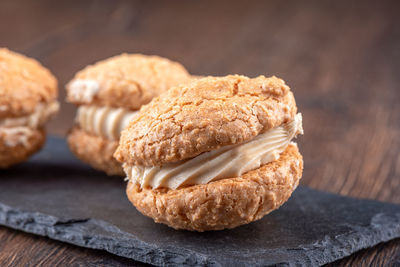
[0,137,399,267]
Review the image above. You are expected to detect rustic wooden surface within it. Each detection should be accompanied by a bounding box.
[0,0,399,266]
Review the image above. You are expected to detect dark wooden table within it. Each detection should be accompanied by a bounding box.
[1,0,399,266]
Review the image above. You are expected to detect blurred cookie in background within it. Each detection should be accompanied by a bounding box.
[0,48,59,168]
[66,53,191,176]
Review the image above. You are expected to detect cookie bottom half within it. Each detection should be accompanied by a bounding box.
[126,143,303,231]
[67,127,124,176]
[0,128,46,168]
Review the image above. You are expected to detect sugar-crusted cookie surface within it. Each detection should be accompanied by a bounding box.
[66,54,191,110]
[68,127,124,176]
[0,48,58,119]
[126,143,303,231]
[115,75,297,167]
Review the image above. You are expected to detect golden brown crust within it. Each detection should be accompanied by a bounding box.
[66,54,191,110]
[0,48,58,119]
[115,75,297,166]
[126,144,303,231]
[0,128,46,168]
[67,127,124,176]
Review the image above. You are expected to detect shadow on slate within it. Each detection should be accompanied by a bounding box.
[0,137,399,267]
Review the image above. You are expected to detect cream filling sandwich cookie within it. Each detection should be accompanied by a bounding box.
[66,54,191,176]
[115,75,304,231]
[0,48,59,168]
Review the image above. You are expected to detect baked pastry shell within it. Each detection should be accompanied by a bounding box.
[66,54,190,110]
[126,143,303,231]
[0,48,58,118]
[115,75,297,167]
[67,127,124,176]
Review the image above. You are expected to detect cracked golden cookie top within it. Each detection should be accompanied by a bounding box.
[66,54,191,110]
[115,75,297,167]
[0,48,58,119]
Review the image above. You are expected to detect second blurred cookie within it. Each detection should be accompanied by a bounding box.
[66,54,190,176]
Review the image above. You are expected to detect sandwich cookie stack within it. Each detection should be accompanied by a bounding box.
[0,48,59,168]
[115,75,304,231]
[66,54,191,176]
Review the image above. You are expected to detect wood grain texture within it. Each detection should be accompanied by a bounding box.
[0,226,149,267]
[0,0,399,266]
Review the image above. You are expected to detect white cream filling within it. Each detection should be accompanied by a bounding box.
[0,101,59,147]
[76,105,138,140]
[68,79,100,102]
[0,127,34,147]
[0,102,59,128]
[125,113,303,190]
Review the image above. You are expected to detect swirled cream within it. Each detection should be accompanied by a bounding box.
[0,102,59,128]
[0,127,34,147]
[76,105,138,140]
[125,113,303,190]
[0,101,59,147]
[68,79,100,102]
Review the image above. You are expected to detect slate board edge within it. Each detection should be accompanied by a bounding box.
[1,201,400,267]
[0,202,219,267]
[294,212,400,266]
